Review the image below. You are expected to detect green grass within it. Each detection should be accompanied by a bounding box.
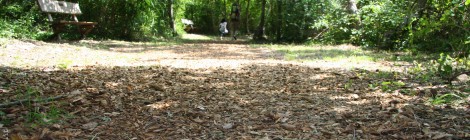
[12,87,70,127]
[4,87,70,127]
[250,43,444,64]
[464,87,470,93]
[25,106,69,127]
[57,59,73,70]
[344,80,353,91]
[380,81,406,92]
[0,111,12,126]
[371,71,395,79]
[252,44,381,62]
[429,93,466,105]
[390,52,438,62]
[73,40,179,51]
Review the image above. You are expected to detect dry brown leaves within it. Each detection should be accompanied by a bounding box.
[0,64,468,139]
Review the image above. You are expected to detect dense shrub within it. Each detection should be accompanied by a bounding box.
[0,0,50,39]
[0,0,468,54]
[314,0,469,54]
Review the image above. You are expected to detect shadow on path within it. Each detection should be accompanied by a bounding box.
[0,65,467,139]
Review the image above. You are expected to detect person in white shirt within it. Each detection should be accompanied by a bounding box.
[219,18,228,40]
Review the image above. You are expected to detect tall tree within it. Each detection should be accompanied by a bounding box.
[224,0,227,18]
[245,0,251,34]
[416,0,428,18]
[230,0,241,40]
[168,0,177,36]
[253,0,266,40]
[276,0,282,41]
[348,0,358,14]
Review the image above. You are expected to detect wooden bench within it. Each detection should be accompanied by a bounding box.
[37,0,97,40]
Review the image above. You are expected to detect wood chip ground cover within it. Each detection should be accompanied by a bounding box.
[0,39,468,139]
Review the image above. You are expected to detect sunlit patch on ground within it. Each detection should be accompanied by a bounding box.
[0,38,407,72]
[182,34,212,40]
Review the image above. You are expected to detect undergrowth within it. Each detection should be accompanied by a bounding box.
[14,87,70,128]
[405,53,469,105]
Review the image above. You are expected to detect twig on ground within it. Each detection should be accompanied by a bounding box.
[0,92,80,108]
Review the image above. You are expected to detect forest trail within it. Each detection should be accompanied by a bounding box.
[0,37,468,139]
[1,35,399,71]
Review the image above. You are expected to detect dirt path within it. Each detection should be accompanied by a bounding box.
[1,38,398,71]
[0,39,468,139]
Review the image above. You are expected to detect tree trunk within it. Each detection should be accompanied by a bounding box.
[224,0,227,18]
[253,0,266,40]
[245,0,251,34]
[416,0,427,19]
[168,0,177,37]
[348,0,358,14]
[348,0,360,27]
[276,0,282,41]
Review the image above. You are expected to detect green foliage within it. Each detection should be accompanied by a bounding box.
[16,86,41,105]
[429,93,466,105]
[312,0,358,44]
[430,53,469,82]
[77,0,175,40]
[344,80,353,90]
[380,81,405,92]
[1,0,468,51]
[409,0,469,53]
[407,61,434,82]
[436,53,455,79]
[309,0,469,52]
[372,71,394,79]
[0,1,50,39]
[353,1,406,49]
[13,86,68,127]
[464,87,470,92]
[0,0,182,40]
[25,105,66,126]
[0,111,12,126]
[57,59,73,70]
[406,53,469,84]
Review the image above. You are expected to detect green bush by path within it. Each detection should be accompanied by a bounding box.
[0,0,468,55]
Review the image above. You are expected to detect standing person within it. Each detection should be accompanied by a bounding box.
[219,18,228,40]
[230,1,240,40]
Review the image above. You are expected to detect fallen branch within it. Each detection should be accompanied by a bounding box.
[313,28,328,40]
[0,91,80,108]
